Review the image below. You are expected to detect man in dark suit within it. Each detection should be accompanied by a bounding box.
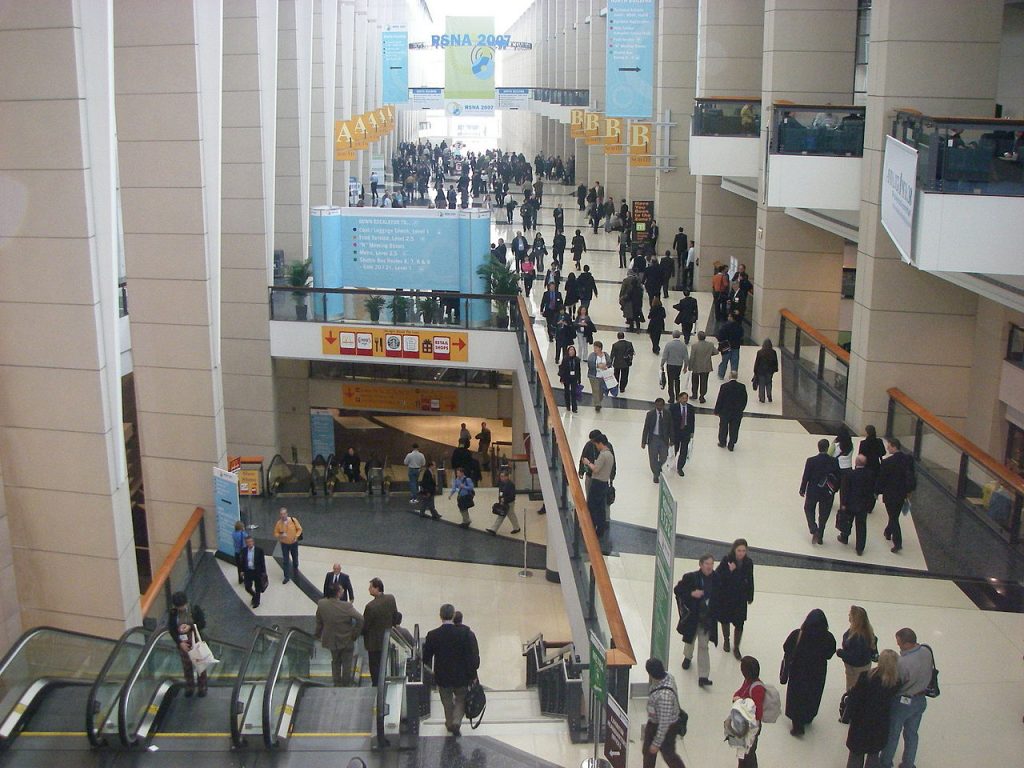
[315,584,364,686]
[713,371,747,451]
[539,282,564,342]
[323,563,355,602]
[799,439,841,545]
[670,392,696,476]
[659,250,675,298]
[641,398,671,484]
[419,460,440,519]
[423,603,480,737]
[838,454,877,554]
[876,437,916,554]
[672,290,699,344]
[674,554,719,687]
[362,578,399,685]
[241,536,267,608]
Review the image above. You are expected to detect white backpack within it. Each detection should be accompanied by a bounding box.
[751,680,782,724]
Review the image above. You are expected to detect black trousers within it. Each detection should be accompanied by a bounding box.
[691,371,709,399]
[563,381,578,411]
[681,322,694,344]
[674,435,691,471]
[666,365,682,400]
[883,495,905,549]
[614,366,630,392]
[718,414,742,447]
[804,489,835,538]
[368,650,383,685]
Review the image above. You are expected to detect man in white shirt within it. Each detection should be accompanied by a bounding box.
[403,443,426,502]
[685,243,697,292]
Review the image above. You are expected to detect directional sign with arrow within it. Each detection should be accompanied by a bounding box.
[321,325,469,362]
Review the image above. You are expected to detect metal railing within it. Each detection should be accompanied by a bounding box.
[778,308,850,402]
[138,507,207,627]
[512,296,636,702]
[887,387,1024,546]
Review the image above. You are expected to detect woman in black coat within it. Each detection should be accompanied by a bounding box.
[648,296,666,353]
[564,272,579,311]
[715,538,755,660]
[858,424,885,480]
[846,650,899,767]
[558,345,582,413]
[782,608,836,736]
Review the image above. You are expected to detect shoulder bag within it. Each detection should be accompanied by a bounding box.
[780,629,802,685]
[920,644,940,697]
[651,683,688,738]
[465,679,487,728]
[187,627,220,676]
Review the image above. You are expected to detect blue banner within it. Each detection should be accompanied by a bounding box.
[606,0,655,119]
[382,28,409,104]
[310,409,335,460]
[213,467,240,557]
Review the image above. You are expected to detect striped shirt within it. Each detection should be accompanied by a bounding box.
[647,673,680,748]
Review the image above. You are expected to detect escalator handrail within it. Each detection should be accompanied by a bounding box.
[261,625,316,748]
[85,625,148,747]
[229,625,282,748]
[374,628,416,748]
[118,626,248,746]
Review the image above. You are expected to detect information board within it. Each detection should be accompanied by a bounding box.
[213,467,240,557]
[382,27,409,104]
[310,408,336,459]
[632,200,654,244]
[606,0,655,118]
[496,87,529,110]
[409,88,445,109]
[651,476,678,664]
[604,695,629,768]
[341,383,459,413]
[321,325,469,362]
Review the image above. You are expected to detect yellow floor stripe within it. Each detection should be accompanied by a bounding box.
[153,732,230,738]
[290,732,372,738]
[19,731,84,737]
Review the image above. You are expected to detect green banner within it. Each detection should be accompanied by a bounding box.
[650,476,678,664]
[443,16,495,100]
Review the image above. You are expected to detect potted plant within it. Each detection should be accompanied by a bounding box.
[364,294,386,322]
[288,259,312,320]
[476,260,521,328]
[389,294,411,324]
[417,295,440,325]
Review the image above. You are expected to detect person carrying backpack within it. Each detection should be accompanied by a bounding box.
[643,658,687,768]
[732,656,781,767]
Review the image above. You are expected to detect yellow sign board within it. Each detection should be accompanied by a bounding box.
[603,117,624,155]
[341,383,459,413]
[320,325,470,362]
[570,108,585,139]
[334,120,356,161]
[583,111,602,137]
[238,468,262,496]
[628,122,654,167]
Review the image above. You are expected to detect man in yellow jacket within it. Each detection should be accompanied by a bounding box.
[273,507,303,583]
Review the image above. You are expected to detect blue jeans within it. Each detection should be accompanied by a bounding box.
[407,467,420,498]
[281,541,299,580]
[718,348,739,378]
[880,694,926,768]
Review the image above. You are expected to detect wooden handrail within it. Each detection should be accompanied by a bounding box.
[515,297,636,667]
[887,388,1024,498]
[780,308,850,365]
[139,506,205,616]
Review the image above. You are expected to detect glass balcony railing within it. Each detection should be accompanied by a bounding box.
[778,308,850,402]
[530,88,589,106]
[895,111,1024,196]
[692,98,761,137]
[270,286,523,331]
[772,104,866,157]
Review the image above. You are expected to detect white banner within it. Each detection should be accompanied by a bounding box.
[880,135,918,265]
[444,99,495,117]
[409,87,444,109]
[496,87,529,111]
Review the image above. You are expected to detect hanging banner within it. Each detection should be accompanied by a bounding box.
[570,108,585,138]
[628,121,654,167]
[584,111,604,145]
[632,200,654,243]
[382,27,409,104]
[322,325,470,362]
[651,476,678,663]
[445,99,495,117]
[496,87,530,111]
[213,467,240,557]
[881,135,917,265]
[341,383,460,413]
[334,120,356,161]
[606,0,655,118]
[410,87,445,109]
[443,16,496,100]
[603,116,625,155]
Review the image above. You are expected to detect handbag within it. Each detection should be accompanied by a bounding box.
[780,629,802,684]
[606,482,616,505]
[921,644,940,697]
[464,679,487,728]
[491,502,508,517]
[187,627,220,676]
[838,690,851,724]
[659,370,666,389]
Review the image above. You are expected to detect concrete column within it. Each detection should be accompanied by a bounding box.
[0,0,142,636]
[309,0,327,206]
[562,0,577,164]
[692,0,762,291]
[222,0,280,461]
[573,0,590,184]
[114,0,228,566]
[333,0,356,206]
[846,0,1001,430]
[750,0,855,344]
[586,0,606,189]
[351,0,367,194]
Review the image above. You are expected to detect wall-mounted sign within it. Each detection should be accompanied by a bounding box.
[628,122,653,167]
[880,134,917,265]
[410,87,445,109]
[382,27,409,104]
[496,87,530,111]
[321,325,470,362]
[632,200,654,243]
[606,0,655,119]
[341,383,459,413]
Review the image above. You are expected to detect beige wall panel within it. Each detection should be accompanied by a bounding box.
[114,1,197,45]
[221,300,272,338]
[854,358,971,425]
[223,91,262,127]
[221,234,270,268]
[704,1,764,25]
[0,303,103,369]
[860,310,975,368]
[133,366,222,417]
[0,1,76,27]
[853,255,977,316]
[223,54,261,90]
[115,93,201,141]
[224,409,277,450]
[122,233,209,280]
[221,267,271,304]
[0,237,96,304]
[120,187,206,236]
[223,372,276,408]
[764,51,858,97]
[5,487,130,559]
[0,28,80,100]
[117,141,203,188]
[142,458,215,509]
[0,427,115,496]
[222,197,267,234]
[129,324,218,370]
[222,126,264,163]
[768,9,855,52]
[114,45,200,95]
[223,339,275,375]
[137,412,221,462]
[873,1,1003,42]
[0,100,85,169]
[0,367,110,433]
[127,278,213,326]
[697,214,759,250]
[2,169,91,239]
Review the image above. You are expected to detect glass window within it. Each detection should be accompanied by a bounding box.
[1007,423,1024,479]
[1008,324,1024,368]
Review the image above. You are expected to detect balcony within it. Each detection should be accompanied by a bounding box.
[885,111,1024,278]
[765,103,865,210]
[688,97,761,177]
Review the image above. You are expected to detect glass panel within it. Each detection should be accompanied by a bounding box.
[122,632,184,738]
[90,628,149,738]
[268,631,313,737]
[1007,324,1024,369]
[965,458,1018,532]
[888,403,917,449]
[917,424,961,498]
[773,106,866,157]
[0,629,117,727]
[692,99,761,138]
